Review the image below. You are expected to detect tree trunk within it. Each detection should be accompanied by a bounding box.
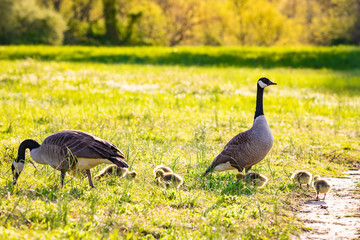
[53,0,62,12]
[102,0,119,44]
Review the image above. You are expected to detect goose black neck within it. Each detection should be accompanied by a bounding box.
[254,84,264,120]
[16,139,40,162]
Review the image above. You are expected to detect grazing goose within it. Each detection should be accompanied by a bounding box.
[11,130,128,188]
[312,175,331,201]
[236,172,268,188]
[153,165,173,178]
[204,78,277,176]
[291,170,312,189]
[155,169,183,189]
[94,164,136,180]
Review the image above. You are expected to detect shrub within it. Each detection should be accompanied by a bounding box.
[0,0,66,45]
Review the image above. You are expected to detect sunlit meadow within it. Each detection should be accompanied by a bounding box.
[0,46,359,239]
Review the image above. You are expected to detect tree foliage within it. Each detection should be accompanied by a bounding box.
[0,0,66,45]
[1,0,360,45]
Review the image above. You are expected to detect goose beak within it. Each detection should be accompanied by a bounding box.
[269,81,277,85]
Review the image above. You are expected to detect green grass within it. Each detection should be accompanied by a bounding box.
[0,46,359,239]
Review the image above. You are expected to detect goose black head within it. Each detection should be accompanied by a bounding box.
[258,77,277,88]
[11,159,25,185]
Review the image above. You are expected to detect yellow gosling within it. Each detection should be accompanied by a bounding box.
[236,172,268,188]
[313,175,331,201]
[124,170,137,179]
[156,169,183,189]
[153,165,173,178]
[291,170,312,189]
[95,164,136,180]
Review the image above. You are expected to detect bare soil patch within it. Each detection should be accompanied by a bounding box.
[297,170,360,239]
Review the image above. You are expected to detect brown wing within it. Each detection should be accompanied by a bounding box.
[203,130,253,175]
[224,129,253,148]
[43,130,128,168]
[203,148,244,175]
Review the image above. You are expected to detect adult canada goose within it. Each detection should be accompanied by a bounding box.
[94,164,136,180]
[236,172,268,188]
[204,78,276,175]
[155,169,183,189]
[11,130,128,188]
[153,165,173,178]
[291,170,312,189]
[313,175,331,200]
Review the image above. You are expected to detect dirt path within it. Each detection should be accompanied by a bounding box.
[297,170,360,239]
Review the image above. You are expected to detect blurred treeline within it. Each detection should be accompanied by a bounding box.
[0,0,359,46]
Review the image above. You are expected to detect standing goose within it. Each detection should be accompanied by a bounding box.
[11,130,128,188]
[204,78,276,175]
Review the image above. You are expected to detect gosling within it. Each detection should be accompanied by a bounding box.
[313,175,331,201]
[236,172,268,188]
[94,164,137,180]
[153,165,173,178]
[291,170,312,189]
[155,169,183,189]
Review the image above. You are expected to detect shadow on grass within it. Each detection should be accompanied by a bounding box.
[2,46,360,70]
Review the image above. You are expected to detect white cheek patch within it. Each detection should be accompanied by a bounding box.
[13,162,25,173]
[258,80,268,88]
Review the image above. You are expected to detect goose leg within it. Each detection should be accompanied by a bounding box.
[307,184,309,190]
[60,170,66,187]
[85,169,95,188]
[245,167,252,173]
[323,194,326,201]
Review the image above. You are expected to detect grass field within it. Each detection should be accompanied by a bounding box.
[0,46,359,239]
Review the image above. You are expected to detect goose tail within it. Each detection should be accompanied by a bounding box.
[108,156,129,168]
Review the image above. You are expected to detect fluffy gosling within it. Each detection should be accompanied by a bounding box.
[291,170,312,189]
[94,164,136,180]
[313,175,331,201]
[153,165,173,178]
[155,169,183,189]
[236,172,268,188]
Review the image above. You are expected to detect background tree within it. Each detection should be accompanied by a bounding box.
[0,0,66,45]
[4,0,360,46]
[103,0,120,44]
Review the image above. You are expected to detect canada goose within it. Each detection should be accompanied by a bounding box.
[204,78,276,176]
[236,172,268,188]
[153,165,173,178]
[291,170,312,189]
[155,169,183,189]
[313,175,331,200]
[11,130,128,188]
[94,164,136,180]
